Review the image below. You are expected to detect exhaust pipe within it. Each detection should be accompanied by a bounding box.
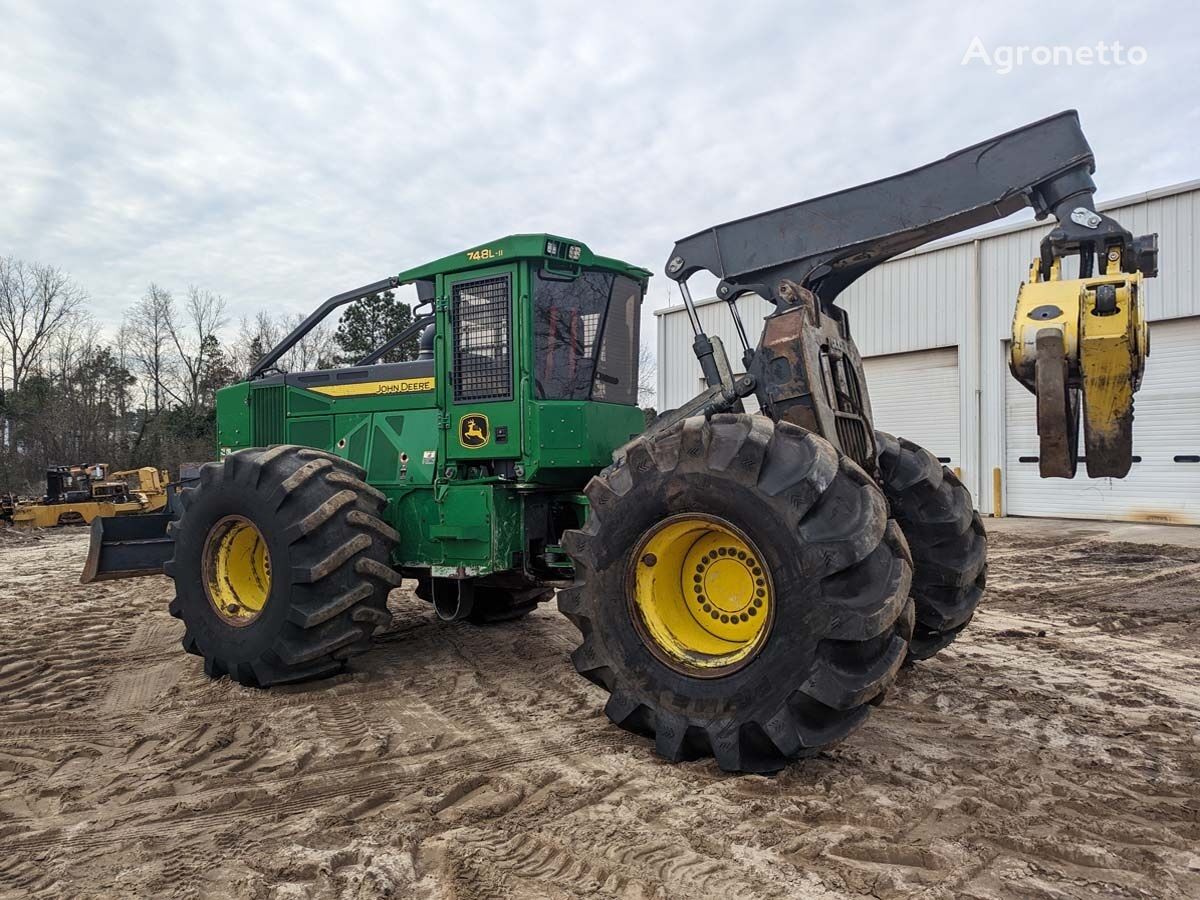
[431,579,475,622]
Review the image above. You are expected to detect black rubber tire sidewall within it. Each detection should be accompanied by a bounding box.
[172,477,296,666]
[582,469,826,722]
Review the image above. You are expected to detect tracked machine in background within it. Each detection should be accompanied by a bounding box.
[84,111,1156,772]
[10,464,169,529]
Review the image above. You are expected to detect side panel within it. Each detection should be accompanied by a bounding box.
[393,483,523,577]
[216,382,252,452]
[364,410,439,486]
[526,400,644,473]
[334,413,372,469]
[287,416,333,450]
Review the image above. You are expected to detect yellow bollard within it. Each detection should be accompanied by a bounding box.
[992,467,1003,517]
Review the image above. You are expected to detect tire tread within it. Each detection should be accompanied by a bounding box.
[875,431,987,660]
[167,445,399,687]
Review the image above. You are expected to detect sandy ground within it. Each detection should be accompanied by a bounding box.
[1,523,1199,900]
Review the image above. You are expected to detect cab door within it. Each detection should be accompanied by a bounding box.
[443,264,522,462]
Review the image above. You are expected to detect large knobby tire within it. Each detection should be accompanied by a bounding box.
[875,431,987,660]
[561,414,914,774]
[166,445,401,686]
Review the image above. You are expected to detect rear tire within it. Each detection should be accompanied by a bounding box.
[875,431,987,660]
[562,414,914,773]
[166,446,401,686]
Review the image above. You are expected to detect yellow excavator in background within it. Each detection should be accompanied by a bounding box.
[10,464,169,529]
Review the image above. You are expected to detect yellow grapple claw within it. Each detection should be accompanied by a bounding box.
[1009,254,1148,479]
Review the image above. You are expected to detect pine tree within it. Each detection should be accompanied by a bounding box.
[333,290,416,365]
[197,335,237,407]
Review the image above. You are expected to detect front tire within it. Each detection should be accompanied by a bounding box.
[875,432,987,660]
[166,446,402,686]
[561,415,914,773]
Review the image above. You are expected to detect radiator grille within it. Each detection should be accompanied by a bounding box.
[822,349,875,474]
[835,415,873,473]
[452,275,512,402]
[251,385,286,445]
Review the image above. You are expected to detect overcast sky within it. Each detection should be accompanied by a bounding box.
[2,1,1196,356]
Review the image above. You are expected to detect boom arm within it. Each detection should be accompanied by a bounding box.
[664,110,1156,308]
[657,110,1159,485]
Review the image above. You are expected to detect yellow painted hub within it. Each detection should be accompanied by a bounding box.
[203,516,272,626]
[628,514,773,675]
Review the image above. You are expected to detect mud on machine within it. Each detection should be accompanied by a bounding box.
[86,111,1156,772]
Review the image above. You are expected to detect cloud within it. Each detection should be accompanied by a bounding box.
[1,0,1194,359]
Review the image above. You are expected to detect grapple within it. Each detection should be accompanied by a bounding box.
[658,110,1158,483]
[1010,256,1150,478]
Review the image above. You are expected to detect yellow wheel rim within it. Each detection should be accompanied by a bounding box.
[628,514,773,676]
[203,515,272,626]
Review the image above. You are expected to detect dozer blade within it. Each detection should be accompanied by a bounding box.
[81,513,174,584]
[1010,257,1147,480]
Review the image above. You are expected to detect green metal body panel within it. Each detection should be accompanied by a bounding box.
[216,382,251,448]
[214,234,648,583]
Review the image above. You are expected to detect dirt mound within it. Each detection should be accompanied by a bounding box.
[1,527,1199,898]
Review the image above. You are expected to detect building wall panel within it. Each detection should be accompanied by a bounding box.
[656,181,1200,519]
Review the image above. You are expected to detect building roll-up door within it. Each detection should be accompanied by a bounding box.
[1004,316,1200,524]
[863,347,961,469]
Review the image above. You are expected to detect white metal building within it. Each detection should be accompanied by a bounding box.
[655,180,1200,525]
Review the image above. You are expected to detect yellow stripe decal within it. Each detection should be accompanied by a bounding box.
[307,377,436,397]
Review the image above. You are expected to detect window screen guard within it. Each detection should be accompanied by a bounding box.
[452,274,512,402]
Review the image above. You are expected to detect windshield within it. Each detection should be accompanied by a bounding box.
[533,269,642,405]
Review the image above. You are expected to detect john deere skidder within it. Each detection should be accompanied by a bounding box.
[86,111,1157,772]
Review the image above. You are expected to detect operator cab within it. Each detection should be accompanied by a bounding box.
[229,234,651,483]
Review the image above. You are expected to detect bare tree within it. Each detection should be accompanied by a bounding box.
[285,314,337,372]
[638,342,657,409]
[0,256,88,391]
[168,286,227,411]
[124,284,181,414]
[41,311,96,380]
[37,316,100,463]
[229,310,334,375]
[231,311,282,377]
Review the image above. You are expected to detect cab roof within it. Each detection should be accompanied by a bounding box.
[395,234,652,284]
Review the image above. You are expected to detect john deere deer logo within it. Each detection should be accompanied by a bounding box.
[458,414,490,448]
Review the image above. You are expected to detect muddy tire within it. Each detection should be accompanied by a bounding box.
[561,414,914,774]
[415,578,551,624]
[166,446,401,686]
[875,431,987,660]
